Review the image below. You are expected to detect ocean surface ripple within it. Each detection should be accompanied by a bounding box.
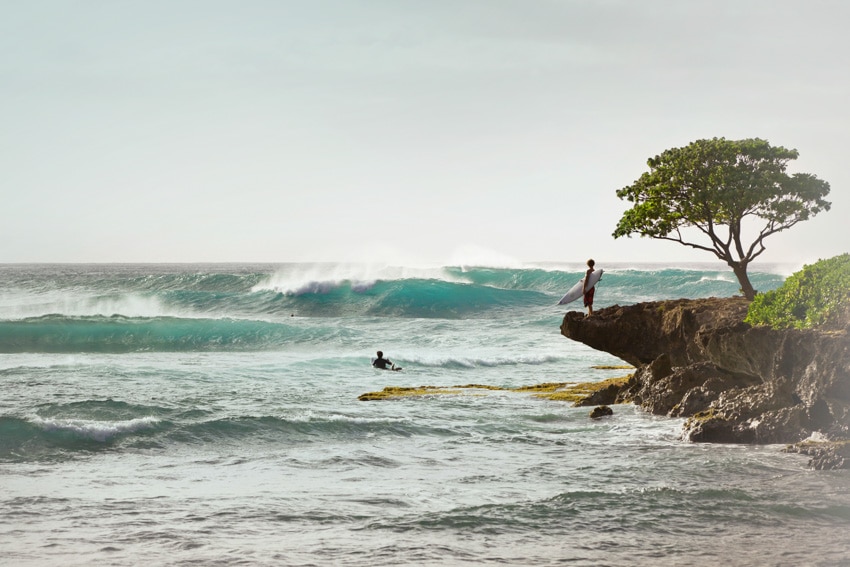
[2,262,848,566]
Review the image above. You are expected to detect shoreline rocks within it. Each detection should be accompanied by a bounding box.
[589,405,614,419]
[560,297,850,469]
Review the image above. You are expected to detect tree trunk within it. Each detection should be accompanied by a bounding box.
[730,262,755,300]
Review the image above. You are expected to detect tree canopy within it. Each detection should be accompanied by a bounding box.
[613,137,831,299]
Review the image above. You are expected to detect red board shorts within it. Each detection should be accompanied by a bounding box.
[583,286,595,307]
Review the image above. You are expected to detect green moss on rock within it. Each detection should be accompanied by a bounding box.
[357,386,461,401]
[536,376,631,404]
[358,376,632,406]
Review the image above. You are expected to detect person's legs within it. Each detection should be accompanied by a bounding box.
[584,287,595,316]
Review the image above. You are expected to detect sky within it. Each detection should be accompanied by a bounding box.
[1,0,848,267]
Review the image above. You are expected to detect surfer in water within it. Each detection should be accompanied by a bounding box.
[372,351,401,371]
[583,259,596,317]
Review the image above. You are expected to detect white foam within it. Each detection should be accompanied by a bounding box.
[408,354,563,368]
[252,263,469,294]
[0,292,176,319]
[698,274,736,283]
[33,415,160,442]
[804,431,830,442]
[324,414,408,424]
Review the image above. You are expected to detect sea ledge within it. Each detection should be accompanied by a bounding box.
[561,297,850,469]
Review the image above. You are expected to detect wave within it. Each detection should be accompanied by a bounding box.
[0,411,461,461]
[0,414,165,460]
[0,264,787,324]
[0,315,339,353]
[406,354,565,369]
[32,415,161,442]
[170,414,453,445]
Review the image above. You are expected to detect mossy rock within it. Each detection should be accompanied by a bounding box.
[536,376,631,405]
[357,386,462,401]
[358,376,632,405]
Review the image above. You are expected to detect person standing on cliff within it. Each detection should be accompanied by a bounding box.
[583,259,596,317]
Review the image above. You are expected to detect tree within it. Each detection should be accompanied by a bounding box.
[613,138,831,300]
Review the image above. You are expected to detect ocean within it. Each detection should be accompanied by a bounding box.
[2,262,849,566]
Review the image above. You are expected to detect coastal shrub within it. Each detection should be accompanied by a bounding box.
[745,254,850,329]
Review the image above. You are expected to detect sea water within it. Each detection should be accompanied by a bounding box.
[2,262,849,566]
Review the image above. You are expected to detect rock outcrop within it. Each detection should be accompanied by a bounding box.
[561,297,850,467]
[589,405,614,419]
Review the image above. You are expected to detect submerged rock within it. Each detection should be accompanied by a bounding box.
[561,297,850,467]
[590,405,614,419]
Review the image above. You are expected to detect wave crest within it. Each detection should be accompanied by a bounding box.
[33,415,161,442]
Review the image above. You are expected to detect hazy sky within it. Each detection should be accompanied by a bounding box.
[2,0,847,266]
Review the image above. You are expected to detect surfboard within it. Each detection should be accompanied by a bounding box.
[558,269,603,305]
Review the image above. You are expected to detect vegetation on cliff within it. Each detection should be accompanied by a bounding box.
[613,137,831,300]
[745,254,850,329]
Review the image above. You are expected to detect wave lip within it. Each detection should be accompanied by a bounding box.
[0,414,163,461]
[33,415,161,442]
[252,264,471,295]
[410,354,564,369]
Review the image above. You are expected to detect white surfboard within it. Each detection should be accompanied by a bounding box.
[558,269,603,305]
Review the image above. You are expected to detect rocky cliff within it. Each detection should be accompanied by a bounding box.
[560,297,850,468]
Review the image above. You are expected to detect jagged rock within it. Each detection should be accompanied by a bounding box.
[560,297,751,367]
[683,379,811,443]
[561,297,850,466]
[590,405,614,419]
[784,440,850,470]
[648,353,673,380]
[574,382,623,407]
[628,360,759,417]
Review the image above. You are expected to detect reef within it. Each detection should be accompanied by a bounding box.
[561,297,850,469]
[358,376,632,404]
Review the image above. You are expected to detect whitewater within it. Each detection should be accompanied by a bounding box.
[2,262,849,566]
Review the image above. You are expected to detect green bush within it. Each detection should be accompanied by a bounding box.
[745,254,850,329]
